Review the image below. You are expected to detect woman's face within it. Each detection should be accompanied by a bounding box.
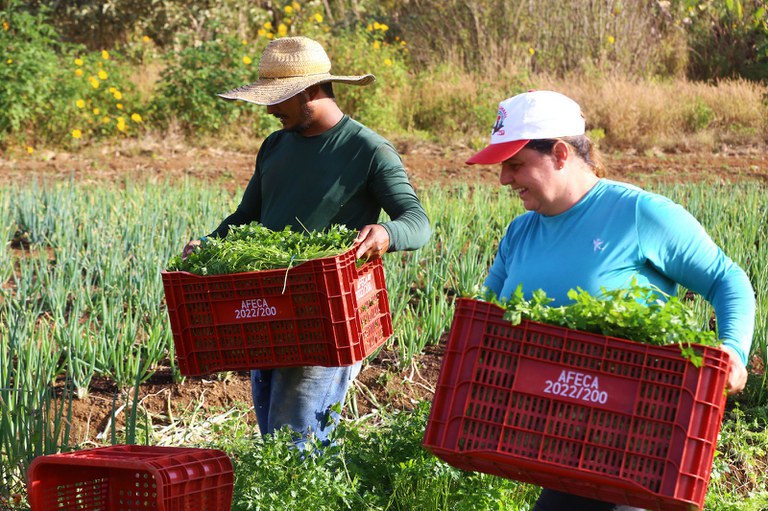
[499,147,560,215]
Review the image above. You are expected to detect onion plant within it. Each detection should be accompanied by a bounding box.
[1,176,766,496]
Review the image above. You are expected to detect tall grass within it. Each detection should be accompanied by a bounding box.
[515,75,768,151]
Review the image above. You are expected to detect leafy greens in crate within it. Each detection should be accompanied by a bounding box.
[476,281,721,366]
[167,223,358,275]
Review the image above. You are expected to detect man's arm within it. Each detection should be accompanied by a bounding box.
[365,145,431,255]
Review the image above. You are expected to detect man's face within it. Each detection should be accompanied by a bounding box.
[266,91,313,133]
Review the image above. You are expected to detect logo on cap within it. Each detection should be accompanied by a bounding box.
[492,107,506,135]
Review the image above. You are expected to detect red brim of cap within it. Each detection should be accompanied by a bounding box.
[465,139,529,165]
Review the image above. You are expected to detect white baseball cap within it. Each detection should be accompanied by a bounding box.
[466,90,585,165]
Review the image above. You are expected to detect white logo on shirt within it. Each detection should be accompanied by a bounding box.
[593,238,606,252]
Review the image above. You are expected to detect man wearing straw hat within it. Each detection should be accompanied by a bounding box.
[183,36,431,447]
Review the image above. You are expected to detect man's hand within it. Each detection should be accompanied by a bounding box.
[355,224,390,260]
[182,239,201,260]
[720,345,748,395]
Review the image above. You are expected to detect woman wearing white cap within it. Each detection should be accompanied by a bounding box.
[466,90,754,511]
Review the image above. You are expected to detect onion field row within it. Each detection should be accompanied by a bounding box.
[1,177,766,492]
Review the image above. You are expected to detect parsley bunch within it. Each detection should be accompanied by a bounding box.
[476,281,720,364]
[167,223,358,276]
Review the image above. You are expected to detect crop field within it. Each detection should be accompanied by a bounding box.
[3,0,768,508]
[2,160,767,509]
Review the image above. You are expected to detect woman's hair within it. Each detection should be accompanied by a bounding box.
[525,135,605,177]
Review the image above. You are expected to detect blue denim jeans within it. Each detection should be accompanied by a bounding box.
[534,489,645,511]
[250,362,362,447]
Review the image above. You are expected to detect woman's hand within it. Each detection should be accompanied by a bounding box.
[720,345,748,395]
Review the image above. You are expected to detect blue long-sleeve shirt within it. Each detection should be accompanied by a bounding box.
[485,179,755,365]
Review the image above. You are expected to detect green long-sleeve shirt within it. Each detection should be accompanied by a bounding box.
[211,115,431,251]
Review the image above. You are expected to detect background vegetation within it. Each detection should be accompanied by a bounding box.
[2,0,768,509]
[1,0,767,153]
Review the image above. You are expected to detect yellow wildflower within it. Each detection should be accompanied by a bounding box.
[102,116,111,124]
[98,70,108,80]
[131,113,142,123]
[242,39,247,45]
[607,35,615,44]
[116,118,126,132]
[379,23,389,31]
[109,87,117,93]
[143,35,151,43]
[278,23,288,37]
[74,58,84,66]
[284,5,293,13]
[2,20,8,31]
[74,69,83,77]
[528,47,535,55]
[71,129,82,139]
[373,21,380,30]
[263,21,273,30]
[6,59,11,65]
[26,146,34,154]
[243,55,252,65]
[116,103,124,110]
[101,50,110,60]
[384,58,392,67]
[292,1,300,10]
[373,41,380,49]
[367,24,373,32]
[313,13,323,23]
[401,40,407,46]
[89,77,100,89]
[76,99,86,108]
[113,90,123,100]
[93,108,100,115]
[258,28,267,37]
[267,33,274,39]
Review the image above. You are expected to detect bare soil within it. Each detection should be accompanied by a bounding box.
[2,138,766,191]
[4,138,767,445]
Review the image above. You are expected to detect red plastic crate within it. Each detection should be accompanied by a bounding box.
[161,246,392,376]
[424,298,731,511]
[27,445,233,511]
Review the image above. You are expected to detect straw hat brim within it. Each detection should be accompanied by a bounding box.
[218,73,375,106]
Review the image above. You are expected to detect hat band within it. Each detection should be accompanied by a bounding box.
[259,70,331,79]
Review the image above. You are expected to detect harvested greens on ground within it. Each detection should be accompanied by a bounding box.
[474,281,720,364]
[167,223,358,275]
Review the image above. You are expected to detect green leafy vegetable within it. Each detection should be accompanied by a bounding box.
[474,280,720,365]
[167,222,358,275]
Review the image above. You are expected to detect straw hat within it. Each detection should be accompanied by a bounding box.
[218,36,375,106]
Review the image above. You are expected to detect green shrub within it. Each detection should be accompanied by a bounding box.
[0,3,65,147]
[60,49,145,143]
[683,0,768,81]
[149,32,266,135]
[325,24,410,134]
[0,2,144,149]
[684,97,715,132]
